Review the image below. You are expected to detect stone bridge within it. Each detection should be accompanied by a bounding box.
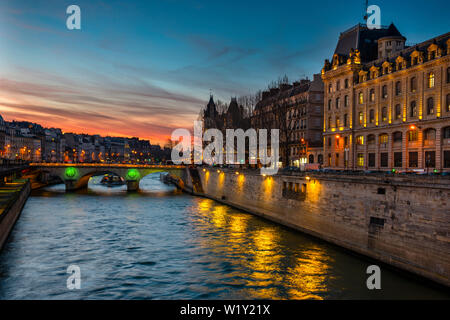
[29,163,187,192]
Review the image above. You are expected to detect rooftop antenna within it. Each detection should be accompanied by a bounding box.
[363,0,368,22]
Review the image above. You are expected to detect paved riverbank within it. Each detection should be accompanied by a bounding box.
[0,179,31,250]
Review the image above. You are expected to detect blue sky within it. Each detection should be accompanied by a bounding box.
[0,0,448,144]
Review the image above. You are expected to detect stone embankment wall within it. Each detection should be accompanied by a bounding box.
[0,180,31,250]
[182,168,449,287]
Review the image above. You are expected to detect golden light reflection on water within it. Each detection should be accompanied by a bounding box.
[285,246,334,300]
[192,198,334,300]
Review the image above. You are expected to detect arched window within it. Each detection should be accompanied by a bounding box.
[370,89,375,102]
[359,112,364,126]
[359,92,364,104]
[309,154,314,164]
[382,85,388,99]
[382,107,388,122]
[427,97,434,115]
[395,81,401,96]
[395,104,402,119]
[367,134,375,145]
[411,77,417,92]
[369,109,375,123]
[410,101,417,117]
[428,72,435,88]
[328,83,333,93]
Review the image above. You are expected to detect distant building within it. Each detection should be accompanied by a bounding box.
[202,95,251,164]
[252,75,324,167]
[322,23,450,171]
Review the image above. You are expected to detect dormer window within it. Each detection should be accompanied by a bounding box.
[429,51,436,60]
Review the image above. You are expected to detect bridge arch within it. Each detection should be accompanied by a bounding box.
[30,164,186,192]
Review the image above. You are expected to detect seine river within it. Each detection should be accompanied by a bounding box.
[0,173,448,299]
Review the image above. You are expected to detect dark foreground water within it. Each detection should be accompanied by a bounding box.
[0,173,448,300]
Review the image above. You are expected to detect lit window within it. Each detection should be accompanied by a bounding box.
[356,136,364,145]
[428,72,435,88]
[357,153,364,167]
[408,130,418,142]
[447,94,450,112]
[359,112,364,125]
[359,92,364,104]
[379,134,388,144]
[370,89,375,102]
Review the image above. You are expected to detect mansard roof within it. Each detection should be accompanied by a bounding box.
[334,23,406,63]
[363,31,450,69]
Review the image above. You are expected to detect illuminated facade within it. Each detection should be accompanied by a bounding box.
[322,23,450,171]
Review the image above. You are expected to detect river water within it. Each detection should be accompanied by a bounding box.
[0,173,448,299]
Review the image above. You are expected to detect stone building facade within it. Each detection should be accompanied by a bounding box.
[252,75,324,167]
[322,23,450,171]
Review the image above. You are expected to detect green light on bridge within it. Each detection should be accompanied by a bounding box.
[65,167,78,179]
[126,169,140,180]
